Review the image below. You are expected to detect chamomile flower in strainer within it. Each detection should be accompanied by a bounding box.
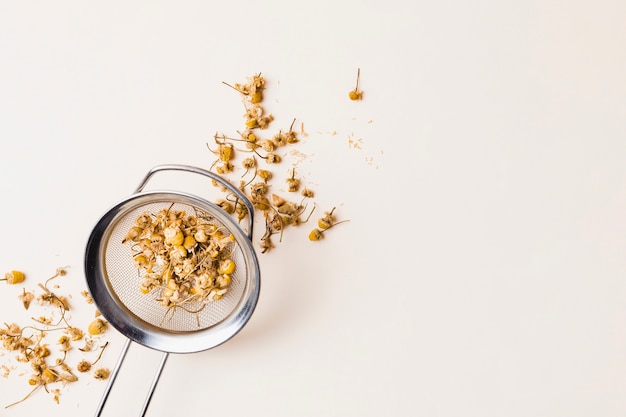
[85,165,260,416]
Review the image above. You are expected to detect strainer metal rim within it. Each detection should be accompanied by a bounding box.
[84,190,261,354]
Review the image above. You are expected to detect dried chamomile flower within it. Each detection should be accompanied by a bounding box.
[66,326,84,341]
[265,153,281,164]
[54,266,69,277]
[308,228,324,241]
[217,259,236,275]
[37,287,70,311]
[36,266,71,310]
[273,196,303,217]
[246,73,266,104]
[239,129,258,143]
[76,360,91,373]
[258,169,272,182]
[301,187,314,198]
[57,335,72,352]
[2,270,25,285]
[218,142,234,163]
[88,318,108,336]
[208,135,235,162]
[81,290,94,304]
[79,337,97,352]
[35,316,52,325]
[348,68,363,100]
[257,139,275,152]
[215,161,235,174]
[245,105,274,129]
[259,234,274,254]
[93,367,111,380]
[250,181,269,197]
[285,119,299,144]
[235,201,249,221]
[77,342,108,372]
[18,289,34,309]
[51,388,62,404]
[251,196,270,212]
[223,72,266,104]
[286,168,301,192]
[273,131,288,147]
[317,207,336,229]
[242,156,256,171]
[217,199,235,214]
[308,207,349,241]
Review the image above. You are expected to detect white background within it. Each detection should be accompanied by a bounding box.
[1,1,625,416]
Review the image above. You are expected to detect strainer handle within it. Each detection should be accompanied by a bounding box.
[135,164,255,240]
[94,338,131,416]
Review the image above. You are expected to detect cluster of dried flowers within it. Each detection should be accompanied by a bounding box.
[210,73,349,252]
[307,207,350,241]
[1,70,361,412]
[1,267,110,408]
[122,206,237,313]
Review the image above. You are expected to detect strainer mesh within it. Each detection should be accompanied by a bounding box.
[103,202,247,333]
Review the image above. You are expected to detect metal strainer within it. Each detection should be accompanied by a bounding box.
[84,164,260,416]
